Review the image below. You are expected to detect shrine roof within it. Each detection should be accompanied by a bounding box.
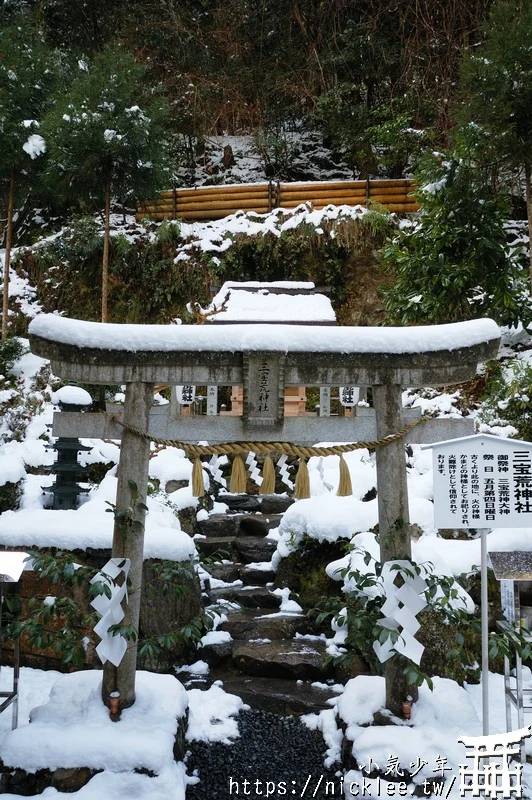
[205,281,336,324]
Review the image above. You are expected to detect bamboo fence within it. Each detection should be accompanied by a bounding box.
[137,178,419,222]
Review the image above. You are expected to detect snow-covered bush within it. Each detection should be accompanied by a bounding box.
[381,156,529,327]
[479,359,532,441]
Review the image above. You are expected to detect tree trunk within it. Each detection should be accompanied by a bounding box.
[101,181,111,323]
[102,380,153,710]
[525,161,532,294]
[372,382,419,716]
[1,171,15,341]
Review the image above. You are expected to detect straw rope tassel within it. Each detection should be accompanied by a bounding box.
[337,455,353,497]
[192,457,205,497]
[259,455,276,495]
[294,457,310,500]
[230,454,247,494]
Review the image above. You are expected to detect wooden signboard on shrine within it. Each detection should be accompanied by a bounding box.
[424,434,532,529]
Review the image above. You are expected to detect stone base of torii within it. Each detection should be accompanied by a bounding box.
[28,315,500,717]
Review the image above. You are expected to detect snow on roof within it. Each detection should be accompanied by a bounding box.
[52,385,93,406]
[29,315,500,355]
[208,280,336,323]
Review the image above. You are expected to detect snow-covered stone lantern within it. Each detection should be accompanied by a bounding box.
[47,384,93,510]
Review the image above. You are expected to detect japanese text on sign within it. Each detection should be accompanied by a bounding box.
[432,437,532,528]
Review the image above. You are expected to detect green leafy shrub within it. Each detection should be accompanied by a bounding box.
[479,359,532,441]
[0,336,25,376]
[22,216,214,324]
[381,155,529,327]
[8,548,208,669]
[0,480,22,513]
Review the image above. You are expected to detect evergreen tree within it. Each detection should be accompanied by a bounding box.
[0,19,61,339]
[381,155,528,327]
[458,0,532,287]
[42,43,172,323]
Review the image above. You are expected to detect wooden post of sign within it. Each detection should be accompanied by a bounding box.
[102,381,153,710]
[372,381,418,715]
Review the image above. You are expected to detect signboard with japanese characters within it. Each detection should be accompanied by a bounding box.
[427,434,532,529]
[339,386,360,408]
[500,579,519,625]
[244,353,284,424]
[175,385,196,405]
[206,385,218,416]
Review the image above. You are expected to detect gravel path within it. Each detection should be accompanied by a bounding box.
[186,708,340,799]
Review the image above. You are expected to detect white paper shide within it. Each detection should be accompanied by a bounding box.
[90,557,131,667]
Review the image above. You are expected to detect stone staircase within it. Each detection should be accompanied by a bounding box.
[191,494,340,715]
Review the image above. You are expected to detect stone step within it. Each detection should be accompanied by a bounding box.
[220,494,294,514]
[194,536,236,559]
[206,562,243,583]
[219,494,262,512]
[234,536,277,564]
[197,512,283,539]
[240,565,274,585]
[220,610,311,640]
[237,514,283,536]
[197,514,239,538]
[258,495,295,514]
[208,586,281,610]
[232,640,330,681]
[208,673,338,716]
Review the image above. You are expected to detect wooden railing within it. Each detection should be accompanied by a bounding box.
[137,178,418,222]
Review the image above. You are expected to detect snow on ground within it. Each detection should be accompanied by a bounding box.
[174,131,354,187]
[3,665,532,799]
[0,669,189,800]
[186,683,246,744]
[0,472,196,561]
[2,671,187,774]
[315,670,532,799]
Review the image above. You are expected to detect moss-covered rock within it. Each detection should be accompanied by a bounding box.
[274,539,345,609]
[417,609,485,683]
[0,480,22,513]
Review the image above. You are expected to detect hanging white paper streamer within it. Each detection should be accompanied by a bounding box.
[316,457,334,493]
[246,451,263,487]
[208,455,227,488]
[90,557,131,668]
[373,560,427,666]
[277,454,294,490]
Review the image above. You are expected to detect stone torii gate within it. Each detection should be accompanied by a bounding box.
[28,315,500,716]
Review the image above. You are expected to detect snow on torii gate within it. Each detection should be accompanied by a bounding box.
[28,315,500,715]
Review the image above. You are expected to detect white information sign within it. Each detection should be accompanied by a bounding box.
[500,579,518,625]
[427,434,532,528]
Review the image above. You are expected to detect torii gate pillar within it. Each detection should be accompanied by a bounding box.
[102,381,154,708]
[373,381,415,712]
